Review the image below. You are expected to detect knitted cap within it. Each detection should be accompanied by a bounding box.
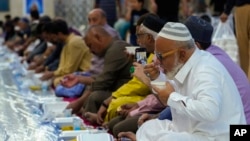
[142,14,165,33]
[158,22,192,41]
[184,16,213,43]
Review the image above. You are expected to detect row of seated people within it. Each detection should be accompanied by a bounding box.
[63,13,249,141]
[86,14,249,141]
[2,7,249,141]
[106,14,250,141]
[82,14,250,141]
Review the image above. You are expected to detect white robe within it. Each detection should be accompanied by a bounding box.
[136,48,246,141]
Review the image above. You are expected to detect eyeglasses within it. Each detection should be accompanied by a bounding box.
[136,33,150,38]
[155,49,179,61]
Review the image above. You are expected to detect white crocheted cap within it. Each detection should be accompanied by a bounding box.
[158,22,192,41]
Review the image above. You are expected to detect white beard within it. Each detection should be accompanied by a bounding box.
[165,56,184,80]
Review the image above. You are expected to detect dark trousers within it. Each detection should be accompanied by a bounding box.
[108,115,140,138]
[84,90,112,113]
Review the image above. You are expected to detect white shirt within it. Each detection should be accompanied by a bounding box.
[136,48,246,141]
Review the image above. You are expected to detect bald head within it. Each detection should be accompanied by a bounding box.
[84,25,112,56]
[87,25,110,37]
[88,8,107,26]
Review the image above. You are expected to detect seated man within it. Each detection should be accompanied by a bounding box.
[25,21,51,63]
[158,15,250,124]
[32,42,62,73]
[120,15,250,137]
[56,54,104,98]
[83,13,165,125]
[184,16,250,124]
[3,21,18,46]
[15,10,40,56]
[118,22,246,141]
[66,25,133,116]
[28,22,83,73]
[23,16,54,67]
[105,14,166,137]
[27,17,83,73]
[39,19,92,86]
[5,18,31,51]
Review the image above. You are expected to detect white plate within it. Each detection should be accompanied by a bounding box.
[52,117,82,127]
[42,101,69,117]
[59,130,89,140]
[77,133,114,141]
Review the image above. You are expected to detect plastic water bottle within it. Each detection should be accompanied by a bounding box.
[13,70,23,86]
[20,81,30,94]
[73,118,81,130]
[41,81,49,94]
[63,109,72,117]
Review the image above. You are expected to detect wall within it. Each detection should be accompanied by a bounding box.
[0,0,54,21]
[54,0,94,29]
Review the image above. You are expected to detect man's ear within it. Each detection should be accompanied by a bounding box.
[178,48,187,62]
[195,42,202,50]
[149,35,154,42]
[94,32,102,42]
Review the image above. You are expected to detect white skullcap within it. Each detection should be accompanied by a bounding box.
[158,22,192,41]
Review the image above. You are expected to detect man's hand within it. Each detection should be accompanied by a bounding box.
[60,74,79,87]
[132,62,146,77]
[144,61,160,80]
[28,62,37,70]
[118,103,138,117]
[220,12,228,22]
[152,81,175,106]
[66,100,83,114]
[132,62,151,86]
[35,65,45,73]
[40,71,54,81]
[33,55,44,65]
[13,45,23,52]
[96,105,107,125]
[117,132,136,141]
[137,113,154,127]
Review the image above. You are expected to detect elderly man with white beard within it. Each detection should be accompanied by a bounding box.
[117,22,246,141]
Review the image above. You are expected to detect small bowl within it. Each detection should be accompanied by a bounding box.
[150,81,166,94]
[76,132,113,141]
[59,130,89,141]
[34,73,43,79]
